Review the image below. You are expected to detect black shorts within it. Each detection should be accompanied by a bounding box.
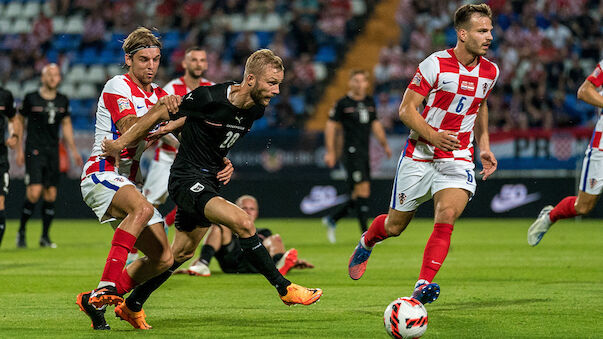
[343,153,370,188]
[215,236,258,274]
[0,161,8,197]
[25,148,59,187]
[169,172,220,232]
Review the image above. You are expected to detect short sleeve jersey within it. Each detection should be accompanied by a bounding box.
[0,87,15,157]
[169,82,265,176]
[82,74,168,183]
[20,91,70,151]
[405,48,499,162]
[328,95,377,157]
[585,60,603,150]
[157,77,215,159]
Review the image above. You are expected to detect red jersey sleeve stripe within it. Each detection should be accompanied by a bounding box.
[408,69,432,97]
[587,64,603,87]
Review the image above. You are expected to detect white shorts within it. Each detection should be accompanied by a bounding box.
[579,148,603,195]
[142,158,172,205]
[389,157,476,212]
[81,171,164,225]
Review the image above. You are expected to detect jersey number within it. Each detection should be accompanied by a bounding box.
[220,131,240,149]
[48,109,56,124]
[455,97,466,113]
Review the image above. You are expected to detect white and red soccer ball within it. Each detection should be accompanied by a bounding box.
[383,297,428,339]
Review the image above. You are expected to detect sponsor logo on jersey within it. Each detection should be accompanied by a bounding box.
[460,81,475,92]
[190,182,205,192]
[411,72,422,86]
[234,116,243,124]
[117,98,131,112]
[490,184,540,213]
[185,93,194,100]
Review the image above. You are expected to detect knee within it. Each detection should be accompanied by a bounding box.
[133,203,154,224]
[157,251,174,271]
[173,248,194,264]
[436,206,458,224]
[232,215,254,237]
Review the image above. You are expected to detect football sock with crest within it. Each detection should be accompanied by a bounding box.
[549,196,577,222]
[239,233,291,296]
[355,197,369,233]
[99,228,136,288]
[125,260,184,312]
[41,200,55,239]
[363,214,388,248]
[199,244,215,266]
[419,223,453,282]
[0,209,5,247]
[19,199,36,235]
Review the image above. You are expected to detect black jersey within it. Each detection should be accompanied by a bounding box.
[328,95,377,157]
[20,91,70,151]
[0,87,16,158]
[170,82,265,176]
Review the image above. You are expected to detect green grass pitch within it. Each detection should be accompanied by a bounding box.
[0,218,601,338]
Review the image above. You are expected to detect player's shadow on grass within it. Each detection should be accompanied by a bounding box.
[434,298,550,311]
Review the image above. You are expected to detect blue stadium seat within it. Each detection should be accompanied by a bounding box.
[162,31,181,50]
[53,34,81,52]
[289,95,306,115]
[256,31,274,48]
[314,45,336,63]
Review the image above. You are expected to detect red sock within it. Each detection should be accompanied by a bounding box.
[130,248,138,254]
[419,223,453,283]
[549,196,577,223]
[165,206,178,226]
[100,228,137,284]
[364,214,388,248]
[116,269,139,295]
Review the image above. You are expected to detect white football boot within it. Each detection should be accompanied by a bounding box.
[527,205,554,246]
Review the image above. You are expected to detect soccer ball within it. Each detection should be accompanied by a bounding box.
[383,297,428,339]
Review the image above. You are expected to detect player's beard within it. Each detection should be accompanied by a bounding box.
[250,85,267,107]
[187,68,204,80]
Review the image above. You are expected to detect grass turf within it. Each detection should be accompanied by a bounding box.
[0,218,601,338]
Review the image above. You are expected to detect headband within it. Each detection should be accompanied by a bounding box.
[126,45,160,56]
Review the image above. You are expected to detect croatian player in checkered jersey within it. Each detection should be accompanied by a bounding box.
[75,27,233,330]
[142,47,214,219]
[528,60,603,246]
[348,3,499,305]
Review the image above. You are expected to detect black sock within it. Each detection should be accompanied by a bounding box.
[19,200,36,235]
[42,200,55,239]
[356,197,369,233]
[239,233,291,296]
[0,209,5,247]
[199,244,215,266]
[125,261,184,312]
[330,199,355,222]
[272,253,284,264]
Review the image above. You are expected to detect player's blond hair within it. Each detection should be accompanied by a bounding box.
[236,195,258,208]
[122,27,162,56]
[349,69,370,79]
[243,49,284,79]
[453,4,492,30]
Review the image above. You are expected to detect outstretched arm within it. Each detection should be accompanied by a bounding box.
[474,100,497,180]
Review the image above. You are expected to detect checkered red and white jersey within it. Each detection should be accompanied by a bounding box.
[155,77,214,159]
[586,60,603,150]
[82,74,168,183]
[404,48,499,162]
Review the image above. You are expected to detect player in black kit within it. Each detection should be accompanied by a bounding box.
[15,64,83,248]
[322,70,391,243]
[0,86,22,247]
[101,49,322,329]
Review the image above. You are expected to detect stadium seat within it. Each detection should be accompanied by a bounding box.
[53,34,81,51]
[351,0,367,15]
[22,79,39,95]
[229,14,245,32]
[106,64,125,77]
[64,15,84,34]
[256,31,274,48]
[4,81,21,100]
[314,45,336,63]
[75,83,98,99]
[65,64,87,84]
[0,18,10,34]
[87,65,107,84]
[3,2,22,19]
[58,82,76,97]
[22,2,40,19]
[312,62,327,81]
[52,16,66,34]
[289,95,306,115]
[13,18,31,34]
[162,31,181,50]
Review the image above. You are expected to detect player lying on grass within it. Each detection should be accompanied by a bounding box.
[528,59,603,246]
[178,195,314,276]
[101,49,323,329]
